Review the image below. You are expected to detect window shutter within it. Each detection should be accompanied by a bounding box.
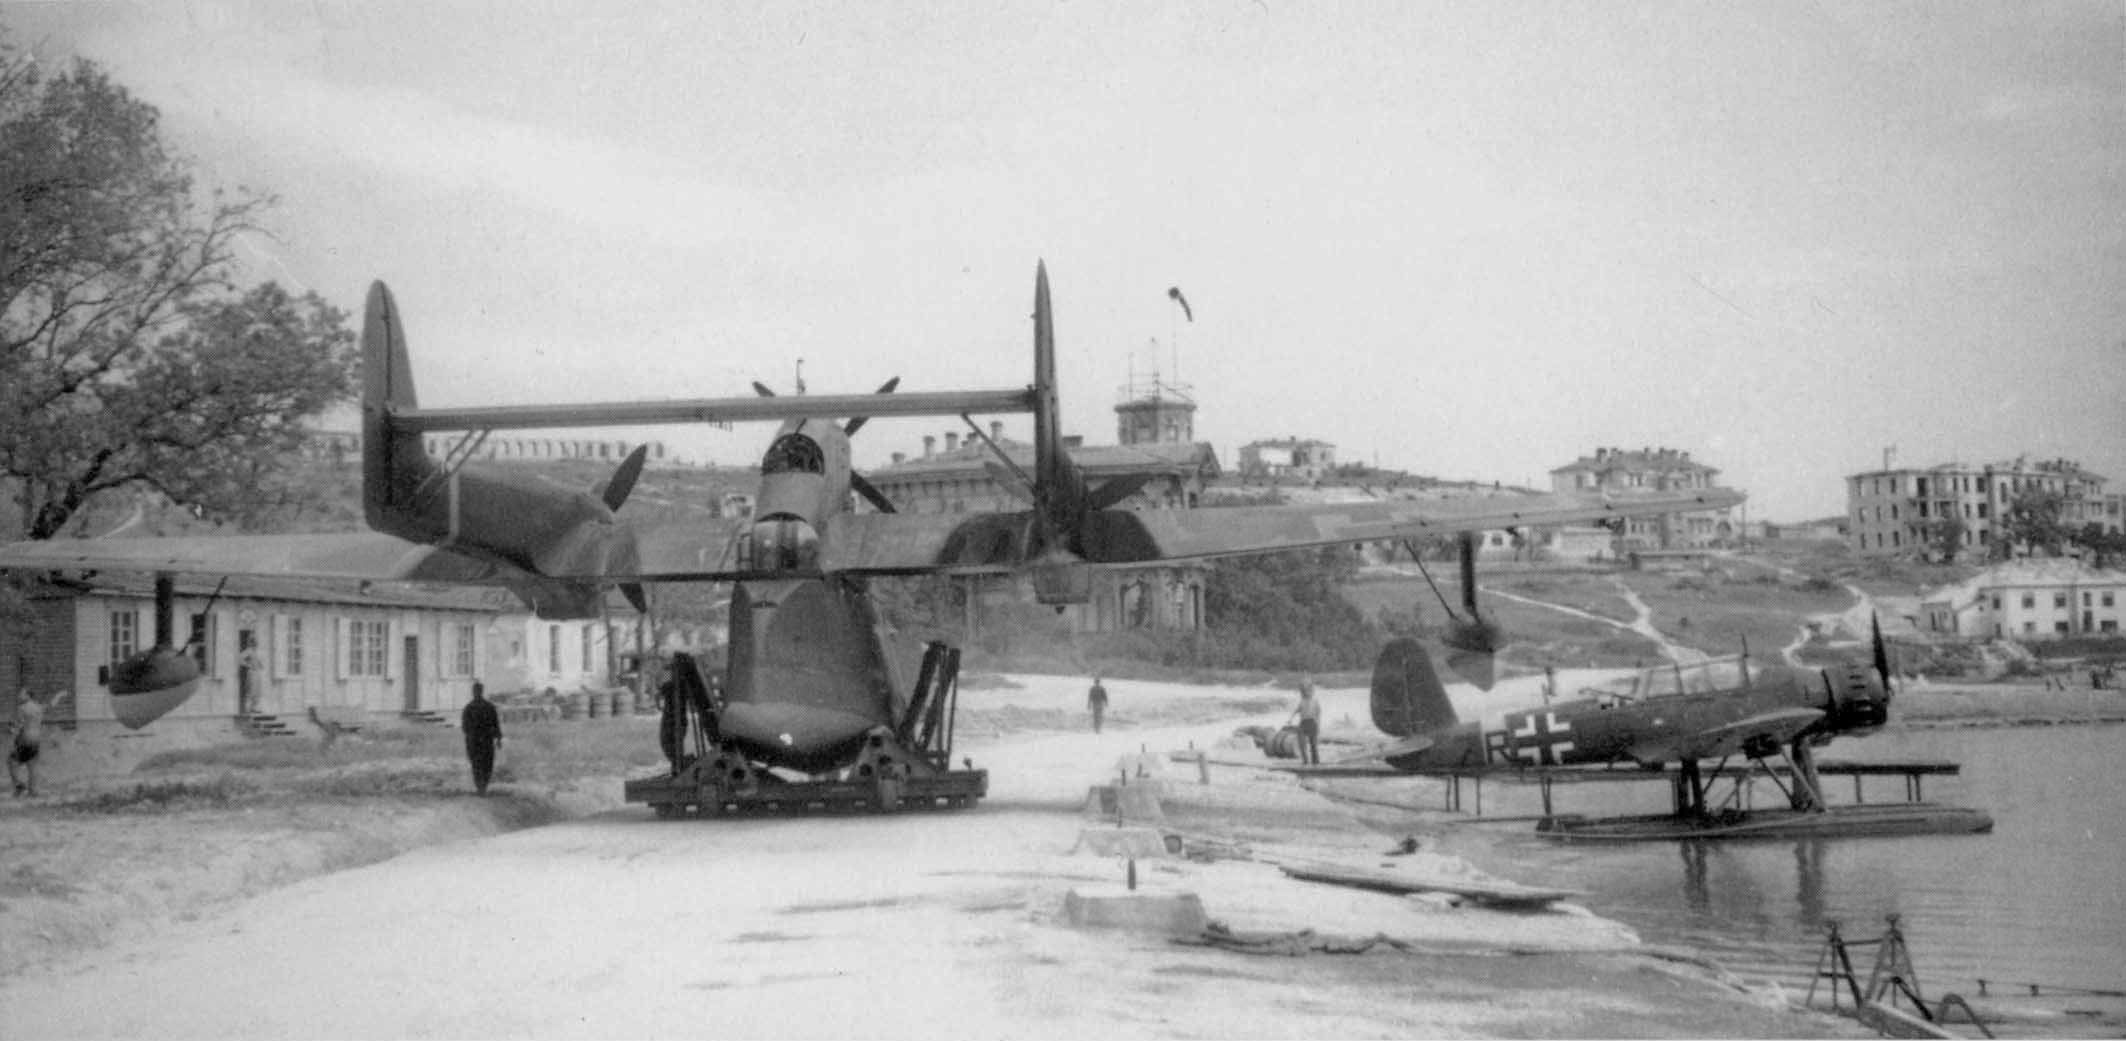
[386,619,403,681]
[270,616,288,679]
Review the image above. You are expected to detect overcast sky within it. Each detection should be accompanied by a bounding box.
[10,1,2124,520]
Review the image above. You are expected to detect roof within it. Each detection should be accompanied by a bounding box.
[1921,559,2126,604]
[1846,457,2109,485]
[1551,447,1718,476]
[873,437,1221,481]
[27,572,518,612]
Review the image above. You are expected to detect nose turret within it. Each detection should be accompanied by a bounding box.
[743,514,821,572]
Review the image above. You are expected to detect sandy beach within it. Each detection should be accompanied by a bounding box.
[0,674,1868,1038]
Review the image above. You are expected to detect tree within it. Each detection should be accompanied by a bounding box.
[1,42,356,538]
[1203,547,1381,670]
[2070,523,2126,570]
[1921,513,1968,563]
[1996,488,2071,559]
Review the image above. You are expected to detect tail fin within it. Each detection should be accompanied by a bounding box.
[1371,638,1458,737]
[360,281,441,541]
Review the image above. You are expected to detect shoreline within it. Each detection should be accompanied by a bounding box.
[0,675,1892,1037]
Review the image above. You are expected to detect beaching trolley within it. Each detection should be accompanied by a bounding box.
[624,644,987,817]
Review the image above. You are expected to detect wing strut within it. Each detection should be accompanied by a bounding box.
[962,413,1035,489]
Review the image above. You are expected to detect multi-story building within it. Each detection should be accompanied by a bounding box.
[1548,446,1735,549]
[866,379,1218,633]
[1846,456,2118,557]
[1919,560,2125,639]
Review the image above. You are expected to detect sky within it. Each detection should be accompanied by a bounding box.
[7,0,2124,521]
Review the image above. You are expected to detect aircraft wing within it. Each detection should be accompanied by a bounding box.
[1630,706,1826,764]
[1089,487,1744,564]
[0,532,510,584]
[801,487,1742,575]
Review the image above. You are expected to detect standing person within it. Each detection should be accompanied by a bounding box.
[1086,676,1109,733]
[1288,676,1321,765]
[9,688,70,797]
[460,682,503,796]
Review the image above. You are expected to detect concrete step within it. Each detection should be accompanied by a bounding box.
[237,713,299,738]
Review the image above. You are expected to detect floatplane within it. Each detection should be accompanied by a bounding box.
[1285,629,1992,841]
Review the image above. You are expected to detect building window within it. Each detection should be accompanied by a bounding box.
[284,618,305,676]
[189,612,218,673]
[109,609,139,663]
[2103,620,2119,633]
[549,624,562,674]
[1991,596,2001,610]
[2021,594,2035,609]
[2055,593,2068,609]
[2105,593,2117,608]
[347,619,388,677]
[2023,621,2035,634]
[452,622,477,677]
[2055,621,2070,634]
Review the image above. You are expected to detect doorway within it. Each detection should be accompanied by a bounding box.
[403,635,421,713]
[237,628,259,715]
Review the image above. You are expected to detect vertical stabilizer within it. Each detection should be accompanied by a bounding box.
[1030,261,1068,511]
[360,281,441,540]
[1371,638,1458,737]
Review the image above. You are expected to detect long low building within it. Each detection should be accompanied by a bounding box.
[1,574,643,741]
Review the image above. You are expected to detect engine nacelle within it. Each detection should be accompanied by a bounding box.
[1823,662,1890,734]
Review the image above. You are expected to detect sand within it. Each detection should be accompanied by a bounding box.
[0,674,1866,1038]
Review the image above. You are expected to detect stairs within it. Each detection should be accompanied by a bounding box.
[238,713,299,739]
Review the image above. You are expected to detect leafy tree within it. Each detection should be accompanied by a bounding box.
[1995,488,2071,559]
[2070,523,2126,570]
[1,42,356,538]
[1920,513,1968,563]
[1202,546,1381,670]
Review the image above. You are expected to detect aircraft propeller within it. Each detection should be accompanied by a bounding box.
[1870,612,1894,695]
[586,445,653,613]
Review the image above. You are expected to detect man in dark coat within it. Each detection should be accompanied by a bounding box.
[461,682,503,795]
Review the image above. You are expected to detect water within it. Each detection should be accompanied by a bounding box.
[1431,724,2126,1019]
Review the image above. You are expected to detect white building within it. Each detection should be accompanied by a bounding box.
[1919,560,2126,639]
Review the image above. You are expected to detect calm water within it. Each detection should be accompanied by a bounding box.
[1429,724,2126,1014]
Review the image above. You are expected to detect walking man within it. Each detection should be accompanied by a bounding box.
[1087,676,1109,733]
[10,688,71,797]
[460,682,503,795]
[1288,676,1322,765]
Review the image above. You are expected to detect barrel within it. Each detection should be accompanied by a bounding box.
[608,690,628,718]
[585,691,606,718]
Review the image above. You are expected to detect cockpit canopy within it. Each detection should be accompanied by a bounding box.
[1583,656,1753,704]
[761,433,824,476]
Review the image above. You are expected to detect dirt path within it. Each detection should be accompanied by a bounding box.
[1484,580,1706,663]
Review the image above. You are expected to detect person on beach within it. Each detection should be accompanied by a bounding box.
[1287,676,1321,765]
[460,682,503,796]
[1087,676,1109,733]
